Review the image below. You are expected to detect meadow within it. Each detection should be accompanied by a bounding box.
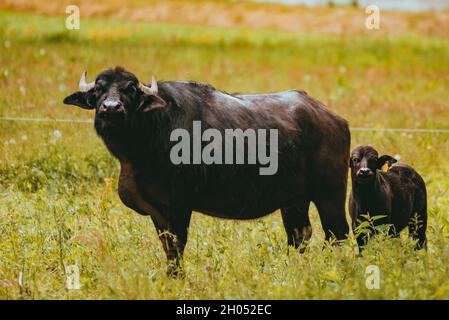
[0,5,448,299]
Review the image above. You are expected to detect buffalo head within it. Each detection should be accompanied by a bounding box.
[63,67,166,121]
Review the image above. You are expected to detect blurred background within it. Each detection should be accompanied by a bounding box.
[2,0,449,36]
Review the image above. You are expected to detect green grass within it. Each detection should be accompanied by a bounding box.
[0,11,448,299]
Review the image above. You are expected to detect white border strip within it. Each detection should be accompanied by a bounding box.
[0,117,448,133]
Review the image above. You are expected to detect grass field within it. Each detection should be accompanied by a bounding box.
[0,4,449,299]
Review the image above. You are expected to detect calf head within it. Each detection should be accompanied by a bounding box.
[63,67,166,124]
[350,145,397,185]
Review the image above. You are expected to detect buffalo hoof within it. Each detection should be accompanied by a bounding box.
[167,264,185,279]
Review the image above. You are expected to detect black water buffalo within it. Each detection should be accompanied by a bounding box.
[64,67,351,275]
[349,146,427,250]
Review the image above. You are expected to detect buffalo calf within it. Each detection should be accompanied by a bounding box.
[349,145,427,250]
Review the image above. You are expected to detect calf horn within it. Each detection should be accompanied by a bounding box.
[79,71,95,92]
[139,76,158,95]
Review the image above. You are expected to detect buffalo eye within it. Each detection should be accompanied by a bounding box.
[95,80,107,94]
[121,81,136,95]
[352,158,360,164]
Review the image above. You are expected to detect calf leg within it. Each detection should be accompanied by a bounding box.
[350,196,371,253]
[353,214,373,252]
[409,209,427,250]
[281,200,312,253]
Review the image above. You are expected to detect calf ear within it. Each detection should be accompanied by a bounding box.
[137,95,167,112]
[377,155,397,170]
[63,91,95,110]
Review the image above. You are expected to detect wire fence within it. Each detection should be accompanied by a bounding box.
[1,116,448,172]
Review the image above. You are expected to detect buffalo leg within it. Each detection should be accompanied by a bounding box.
[118,161,167,224]
[314,189,349,244]
[281,201,312,253]
[151,209,192,278]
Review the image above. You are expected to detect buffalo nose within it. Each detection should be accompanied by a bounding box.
[358,168,371,176]
[101,99,122,111]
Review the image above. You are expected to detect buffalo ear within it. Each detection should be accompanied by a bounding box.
[138,95,167,112]
[377,155,397,170]
[63,91,94,109]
